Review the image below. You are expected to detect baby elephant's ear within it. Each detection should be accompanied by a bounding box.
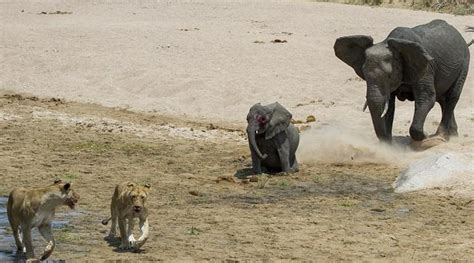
[63,183,71,191]
[265,102,292,140]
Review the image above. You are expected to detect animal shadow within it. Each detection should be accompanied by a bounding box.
[103,235,145,254]
[234,167,289,179]
[234,168,254,179]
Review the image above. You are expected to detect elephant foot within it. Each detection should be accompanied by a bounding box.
[409,127,427,142]
[410,136,446,151]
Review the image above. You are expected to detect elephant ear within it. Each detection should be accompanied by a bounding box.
[387,38,433,84]
[247,103,262,121]
[334,35,373,80]
[265,102,292,140]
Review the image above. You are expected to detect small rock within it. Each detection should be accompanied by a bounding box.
[370,208,385,213]
[188,190,201,196]
[248,176,258,182]
[306,115,316,123]
[271,39,287,43]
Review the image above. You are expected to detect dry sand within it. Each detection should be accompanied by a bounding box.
[1,0,474,261]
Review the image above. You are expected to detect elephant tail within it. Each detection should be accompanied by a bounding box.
[468,40,473,47]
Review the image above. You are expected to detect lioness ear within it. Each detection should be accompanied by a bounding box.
[54,179,63,184]
[63,183,71,191]
[144,183,151,189]
[126,182,135,187]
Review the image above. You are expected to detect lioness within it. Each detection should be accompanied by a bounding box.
[102,182,151,250]
[7,179,79,261]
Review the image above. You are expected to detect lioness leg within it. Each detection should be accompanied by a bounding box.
[22,224,35,259]
[10,219,24,252]
[118,216,129,249]
[127,217,136,245]
[135,217,149,249]
[109,207,118,237]
[38,224,55,261]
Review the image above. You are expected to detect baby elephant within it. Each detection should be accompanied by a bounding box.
[246,102,299,174]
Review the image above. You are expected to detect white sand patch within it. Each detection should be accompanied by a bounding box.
[0,111,21,121]
[31,108,245,142]
[393,153,474,195]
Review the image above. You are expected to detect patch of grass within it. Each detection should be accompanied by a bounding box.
[312,175,321,183]
[186,226,201,235]
[278,180,292,188]
[63,173,78,180]
[119,143,158,157]
[72,140,111,153]
[56,226,80,242]
[338,198,359,208]
[257,175,270,189]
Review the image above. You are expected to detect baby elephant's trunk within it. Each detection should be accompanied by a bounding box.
[247,126,268,160]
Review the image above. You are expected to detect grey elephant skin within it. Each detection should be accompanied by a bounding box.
[246,102,299,174]
[334,19,471,142]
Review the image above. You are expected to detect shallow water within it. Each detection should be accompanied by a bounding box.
[0,196,70,263]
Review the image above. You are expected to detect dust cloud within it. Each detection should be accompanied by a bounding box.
[297,123,411,166]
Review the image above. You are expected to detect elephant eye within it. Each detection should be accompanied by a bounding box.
[257,116,267,123]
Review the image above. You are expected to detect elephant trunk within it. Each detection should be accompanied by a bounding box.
[247,125,268,160]
[367,89,392,142]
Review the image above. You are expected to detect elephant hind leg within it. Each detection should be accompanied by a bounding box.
[290,157,299,173]
[436,99,458,138]
[436,60,468,140]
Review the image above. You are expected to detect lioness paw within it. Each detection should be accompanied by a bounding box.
[119,243,131,250]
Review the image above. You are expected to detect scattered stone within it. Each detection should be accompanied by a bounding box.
[254,40,265,44]
[370,208,385,213]
[306,115,316,123]
[188,190,201,196]
[271,39,287,43]
[248,176,258,182]
[291,119,304,124]
[216,176,236,183]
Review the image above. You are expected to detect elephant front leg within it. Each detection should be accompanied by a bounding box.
[410,82,435,141]
[277,137,292,173]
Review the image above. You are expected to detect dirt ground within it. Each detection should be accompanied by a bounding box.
[0,94,473,261]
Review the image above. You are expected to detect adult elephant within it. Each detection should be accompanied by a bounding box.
[334,20,471,143]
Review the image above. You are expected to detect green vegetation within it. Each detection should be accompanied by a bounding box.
[314,0,473,15]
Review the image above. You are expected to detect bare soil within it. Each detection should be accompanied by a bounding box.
[0,94,472,261]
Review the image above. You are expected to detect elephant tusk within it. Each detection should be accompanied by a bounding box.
[380,100,389,118]
[362,101,368,112]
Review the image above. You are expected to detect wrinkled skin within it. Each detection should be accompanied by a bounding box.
[7,180,79,261]
[334,19,471,143]
[246,102,299,174]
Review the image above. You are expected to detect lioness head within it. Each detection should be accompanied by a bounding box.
[126,183,150,214]
[52,179,80,209]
